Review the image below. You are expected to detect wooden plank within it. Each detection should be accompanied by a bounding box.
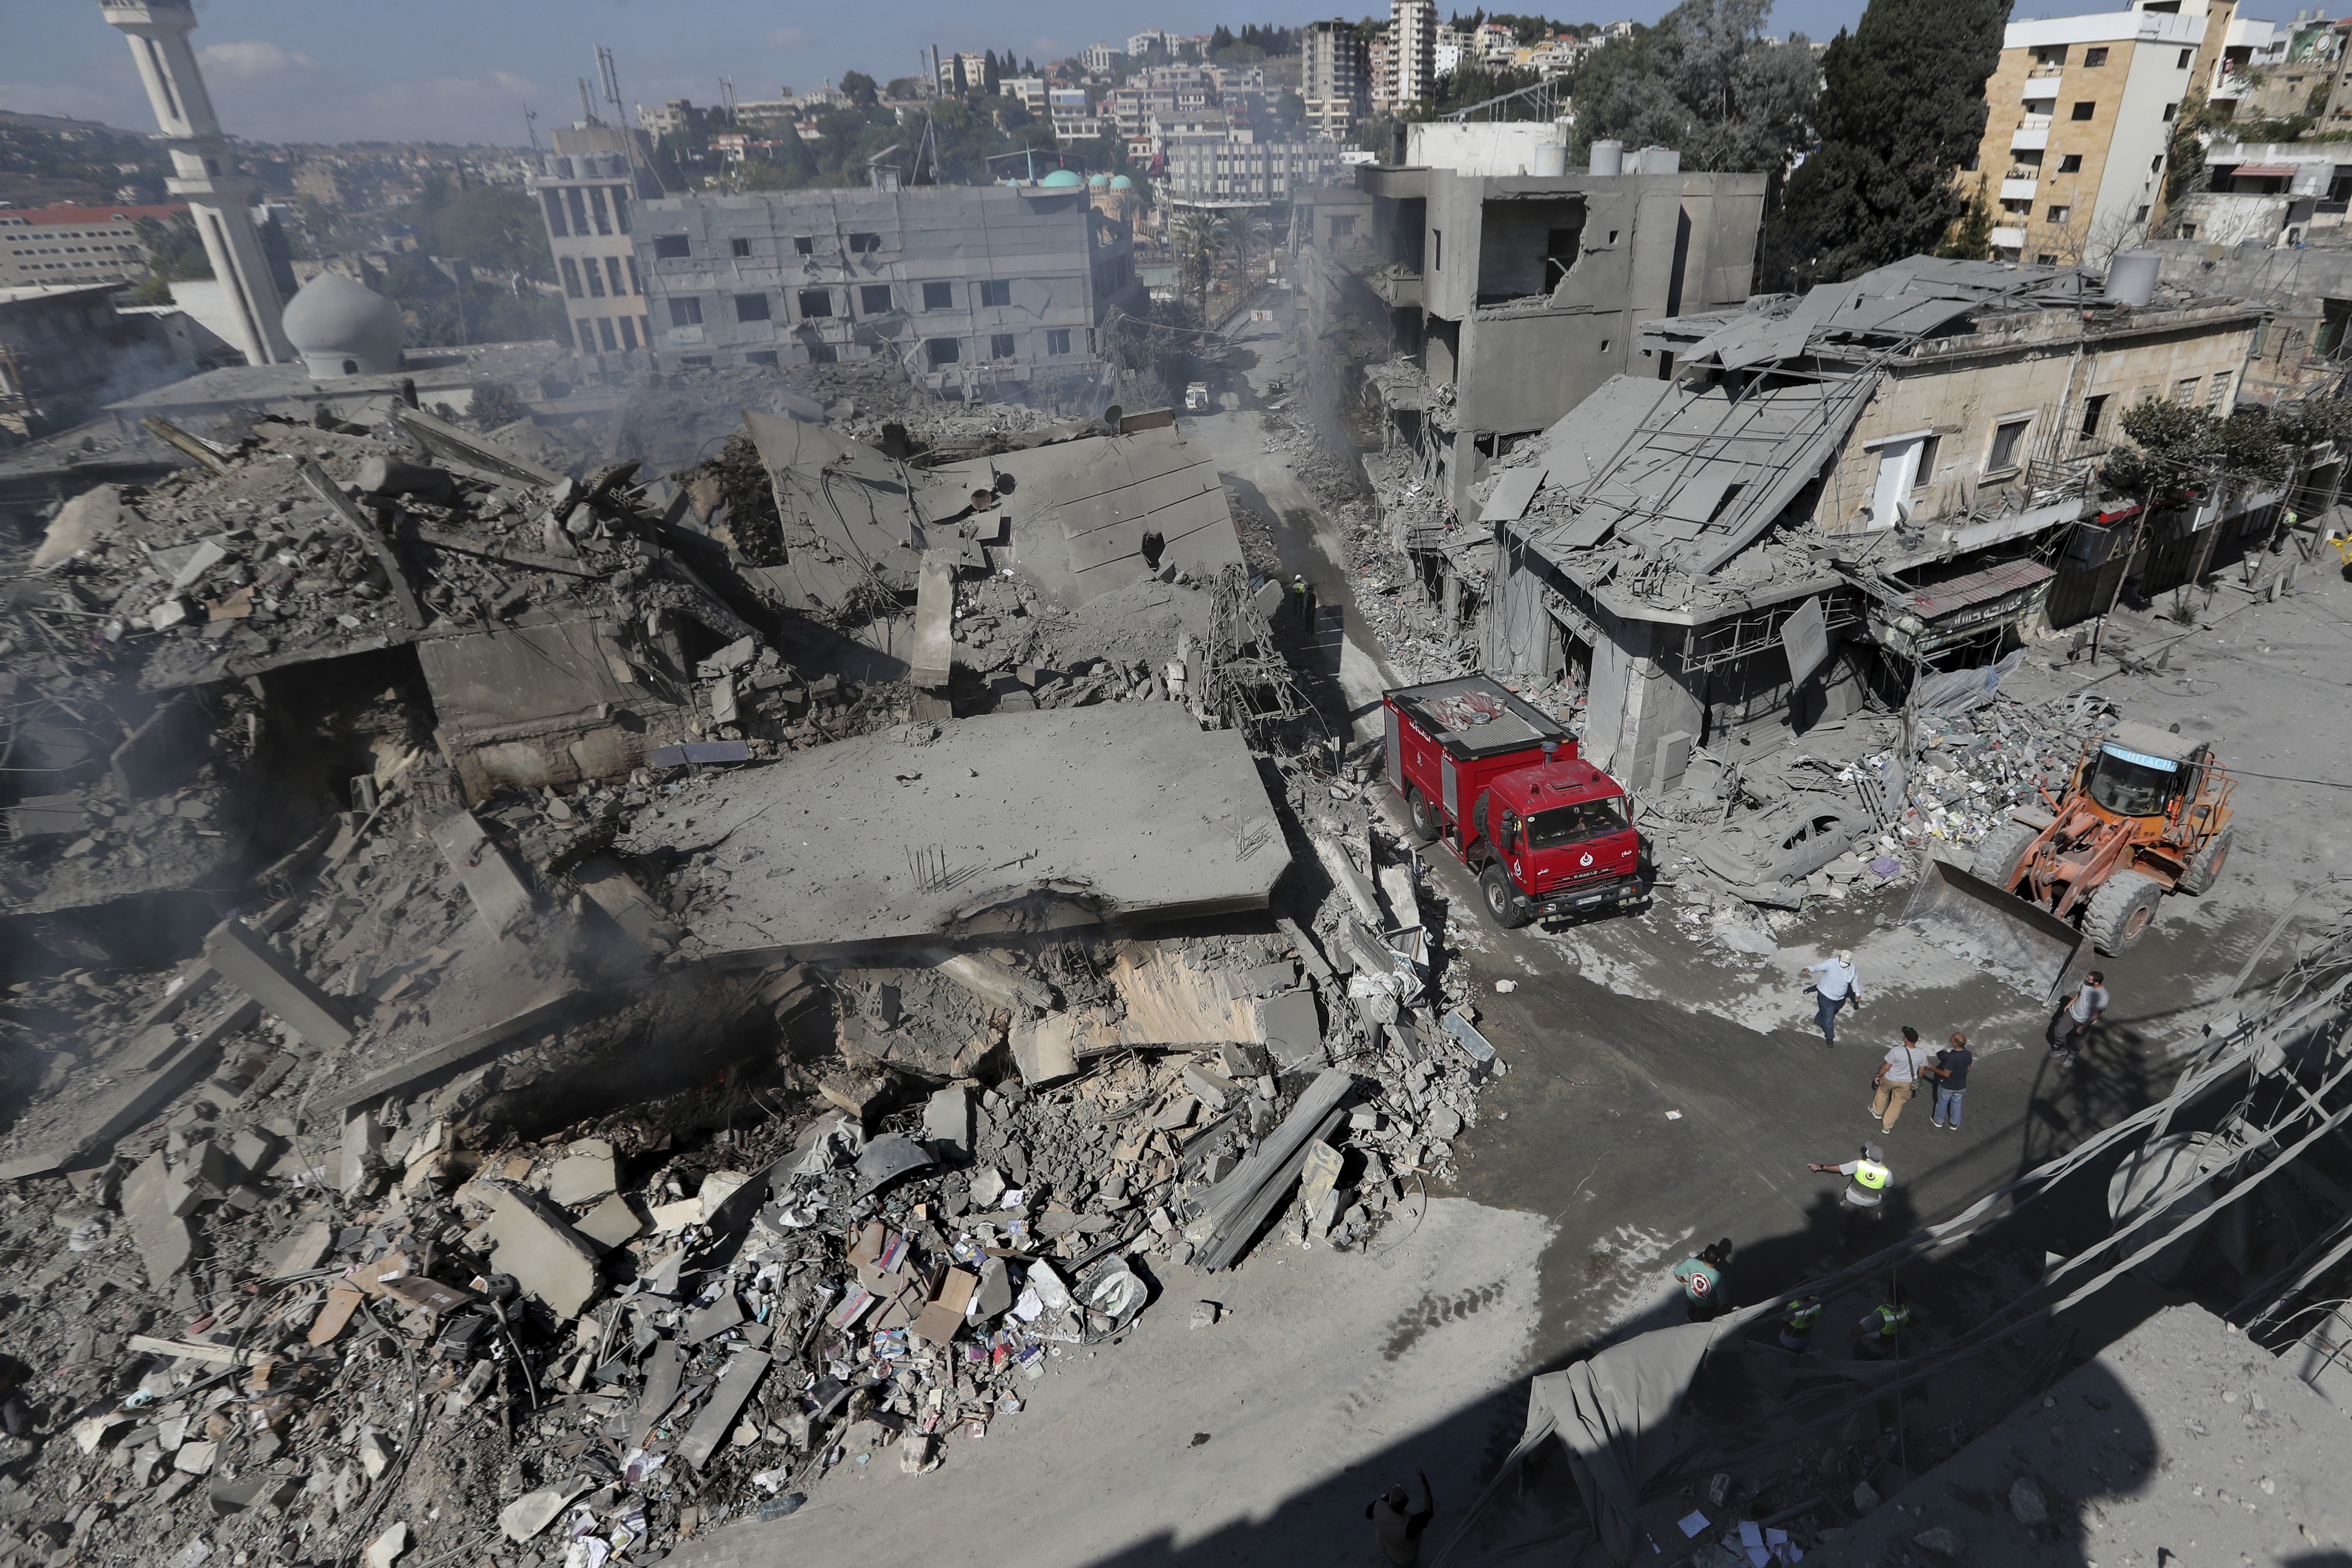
[128,1333,269,1367]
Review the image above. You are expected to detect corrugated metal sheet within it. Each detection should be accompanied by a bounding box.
[1899,558,2056,620]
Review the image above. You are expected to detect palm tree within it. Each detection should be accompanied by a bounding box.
[1225,210,1271,297]
[1176,209,1226,322]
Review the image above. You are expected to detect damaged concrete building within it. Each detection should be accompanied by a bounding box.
[530,122,667,362]
[0,300,1524,1568]
[635,181,1141,396]
[1484,255,2315,787]
[1305,129,1767,524]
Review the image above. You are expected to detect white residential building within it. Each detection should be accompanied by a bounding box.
[1081,43,1120,76]
[1390,0,1439,107]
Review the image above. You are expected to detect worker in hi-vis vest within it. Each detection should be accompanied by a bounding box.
[1808,1143,1891,1244]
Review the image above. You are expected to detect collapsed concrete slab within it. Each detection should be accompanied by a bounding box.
[202,918,352,1049]
[616,704,1288,963]
[917,421,1245,607]
[478,1183,603,1318]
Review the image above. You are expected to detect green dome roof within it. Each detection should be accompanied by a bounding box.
[1039,168,1084,187]
[1109,174,1135,189]
[1088,172,1110,187]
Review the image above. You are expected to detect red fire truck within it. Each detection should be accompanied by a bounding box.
[1381,676,1643,928]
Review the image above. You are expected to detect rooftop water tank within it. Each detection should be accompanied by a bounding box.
[2106,249,2160,306]
[1534,142,1568,178]
[1589,139,1623,177]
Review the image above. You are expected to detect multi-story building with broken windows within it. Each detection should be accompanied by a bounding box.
[528,124,664,358]
[632,176,1139,392]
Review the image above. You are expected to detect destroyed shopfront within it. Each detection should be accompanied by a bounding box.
[1489,256,2277,787]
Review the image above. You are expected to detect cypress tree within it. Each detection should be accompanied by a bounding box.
[1766,0,2007,286]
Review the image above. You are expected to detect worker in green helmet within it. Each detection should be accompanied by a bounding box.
[1852,1283,1913,1360]
[1779,1294,1824,1353]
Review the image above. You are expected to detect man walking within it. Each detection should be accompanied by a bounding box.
[1871,1027,1929,1131]
[1807,1143,1891,1245]
[1798,949,1860,1047]
[2049,971,2109,1058]
[1672,1241,1732,1323]
[1927,1032,1973,1130]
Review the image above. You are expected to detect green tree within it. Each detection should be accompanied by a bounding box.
[424,186,554,281]
[1176,209,1226,321]
[1938,175,1994,259]
[839,71,879,107]
[1565,0,1814,173]
[135,211,211,280]
[1765,0,2007,287]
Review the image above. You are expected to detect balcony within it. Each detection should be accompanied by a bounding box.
[2012,116,2053,152]
[1991,226,2027,250]
[2001,176,2040,201]
[2022,68,2064,102]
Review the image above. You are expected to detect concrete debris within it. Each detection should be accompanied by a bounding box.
[0,383,1516,1568]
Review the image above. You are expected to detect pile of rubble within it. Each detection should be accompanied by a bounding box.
[0,385,1516,1568]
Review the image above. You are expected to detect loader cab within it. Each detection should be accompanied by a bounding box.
[2084,721,2208,819]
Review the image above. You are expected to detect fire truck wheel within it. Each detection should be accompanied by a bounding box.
[2084,871,2163,956]
[1407,788,1439,843]
[1481,863,1531,928]
[2177,827,2233,896]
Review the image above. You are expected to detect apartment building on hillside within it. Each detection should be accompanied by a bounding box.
[529,123,664,357]
[0,202,183,289]
[1967,0,2236,265]
[1303,19,1372,138]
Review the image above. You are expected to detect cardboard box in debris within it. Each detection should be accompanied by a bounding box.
[0,398,1503,1568]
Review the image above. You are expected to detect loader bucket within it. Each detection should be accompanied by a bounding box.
[1900,858,2095,1003]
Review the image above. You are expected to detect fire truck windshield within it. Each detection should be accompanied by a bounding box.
[1527,796,1629,848]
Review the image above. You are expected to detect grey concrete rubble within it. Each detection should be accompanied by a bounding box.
[0,377,1511,1568]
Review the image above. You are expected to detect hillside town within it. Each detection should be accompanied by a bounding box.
[5,3,2352,1567]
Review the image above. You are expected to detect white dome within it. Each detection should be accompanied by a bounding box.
[282,272,404,378]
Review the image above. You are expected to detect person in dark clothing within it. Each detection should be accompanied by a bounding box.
[1927,1032,1973,1129]
[1139,528,1165,570]
[1368,1470,1436,1565]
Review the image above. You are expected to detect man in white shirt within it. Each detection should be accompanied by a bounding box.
[2049,970,2109,1057]
[1798,949,1860,1047]
[1871,1026,1929,1131]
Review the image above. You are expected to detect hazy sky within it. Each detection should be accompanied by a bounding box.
[7,0,2093,149]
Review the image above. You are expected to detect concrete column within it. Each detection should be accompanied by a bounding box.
[101,0,294,366]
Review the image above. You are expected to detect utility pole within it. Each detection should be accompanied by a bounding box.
[522,103,540,152]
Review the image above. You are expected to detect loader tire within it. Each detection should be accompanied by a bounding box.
[1969,821,2040,891]
[2177,827,2234,896]
[1482,863,1531,929]
[2084,872,2164,956]
[1407,788,1439,844]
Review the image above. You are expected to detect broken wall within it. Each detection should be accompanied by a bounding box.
[416,615,689,800]
[1799,310,2263,537]
[1675,172,1770,316]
